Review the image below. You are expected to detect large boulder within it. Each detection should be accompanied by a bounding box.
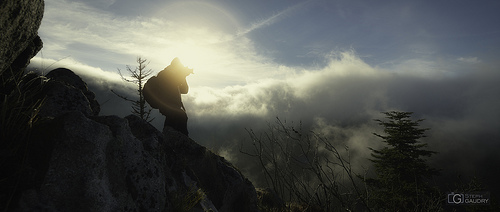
[40,68,100,117]
[18,112,169,211]
[0,0,44,76]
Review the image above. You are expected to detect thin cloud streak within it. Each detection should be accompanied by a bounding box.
[457,56,480,64]
[237,0,311,37]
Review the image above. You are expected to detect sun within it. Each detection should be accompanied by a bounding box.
[170,43,212,71]
[152,28,228,73]
[152,41,227,87]
[145,1,245,87]
[175,46,203,70]
[149,1,241,70]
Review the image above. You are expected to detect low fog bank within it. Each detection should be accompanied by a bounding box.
[186,53,500,192]
[29,52,500,192]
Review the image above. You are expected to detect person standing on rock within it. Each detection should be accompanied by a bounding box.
[143,58,193,136]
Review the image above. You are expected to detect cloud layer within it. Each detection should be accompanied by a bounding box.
[30,48,500,192]
[181,51,499,190]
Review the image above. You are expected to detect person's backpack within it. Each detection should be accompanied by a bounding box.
[143,76,161,109]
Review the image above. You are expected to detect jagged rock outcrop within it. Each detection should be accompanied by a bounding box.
[11,68,259,211]
[164,127,259,212]
[40,68,100,117]
[0,0,44,77]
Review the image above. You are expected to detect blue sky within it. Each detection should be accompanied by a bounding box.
[30,0,500,189]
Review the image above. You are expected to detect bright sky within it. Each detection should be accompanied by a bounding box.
[28,0,500,189]
[32,0,500,86]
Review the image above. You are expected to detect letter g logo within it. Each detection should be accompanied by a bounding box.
[453,194,463,204]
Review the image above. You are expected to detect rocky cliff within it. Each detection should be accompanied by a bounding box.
[0,0,259,210]
[7,69,259,212]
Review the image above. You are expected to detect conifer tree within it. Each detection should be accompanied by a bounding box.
[367,111,439,210]
[112,57,154,122]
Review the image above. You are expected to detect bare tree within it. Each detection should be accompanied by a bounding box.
[112,57,154,122]
[241,118,371,211]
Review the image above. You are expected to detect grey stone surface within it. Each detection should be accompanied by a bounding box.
[46,68,100,116]
[0,0,44,75]
[164,127,260,212]
[39,68,100,118]
[22,112,169,211]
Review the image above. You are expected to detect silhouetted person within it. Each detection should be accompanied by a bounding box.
[144,58,192,135]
